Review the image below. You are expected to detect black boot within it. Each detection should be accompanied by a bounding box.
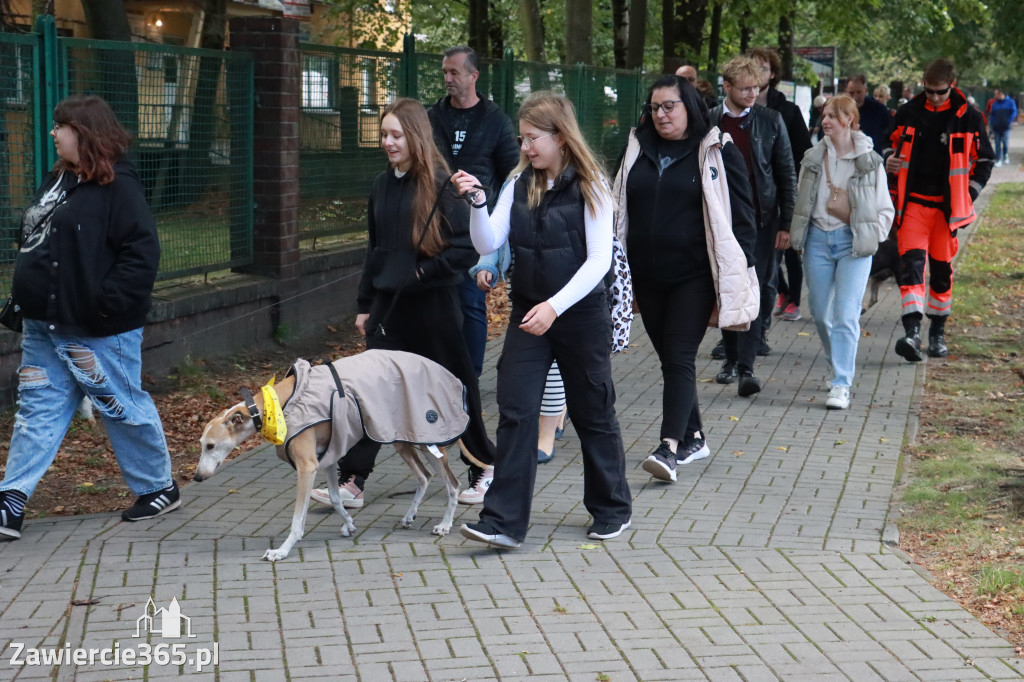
[927,316,948,358]
[895,316,924,362]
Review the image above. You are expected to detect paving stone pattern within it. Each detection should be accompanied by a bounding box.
[2,143,1024,680]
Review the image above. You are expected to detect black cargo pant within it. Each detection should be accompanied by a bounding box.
[722,224,778,374]
[477,293,632,542]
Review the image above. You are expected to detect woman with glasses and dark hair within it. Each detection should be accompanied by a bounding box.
[0,95,178,539]
[611,75,758,484]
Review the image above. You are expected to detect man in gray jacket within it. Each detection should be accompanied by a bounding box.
[707,56,797,396]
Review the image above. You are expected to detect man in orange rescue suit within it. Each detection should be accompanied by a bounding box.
[883,58,994,361]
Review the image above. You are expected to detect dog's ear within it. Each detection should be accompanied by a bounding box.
[230,409,248,426]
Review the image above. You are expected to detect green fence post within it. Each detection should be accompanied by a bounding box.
[33,14,60,186]
[401,33,416,99]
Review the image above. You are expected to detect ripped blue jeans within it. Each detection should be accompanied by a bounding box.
[0,320,172,499]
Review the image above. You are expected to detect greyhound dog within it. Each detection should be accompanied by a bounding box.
[863,237,900,313]
[195,350,470,562]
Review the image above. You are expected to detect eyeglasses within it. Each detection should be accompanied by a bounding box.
[924,86,951,96]
[52,122,65,132]
[649,100,683,114]
[517,133,555,149]
[727,84,760,96]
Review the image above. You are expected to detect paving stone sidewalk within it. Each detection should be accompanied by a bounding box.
[2,141,1024,681]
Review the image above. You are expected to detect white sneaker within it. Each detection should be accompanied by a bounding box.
[310,476,364,508]
[826,386,850,410]
[457,466,494,505]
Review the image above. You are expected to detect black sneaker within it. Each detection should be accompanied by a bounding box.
[0,490,27,540]
[710,341,726,359]
[738,372,762,397]
[895,334,924,362]
[642,441,677,482]
[715,360,738,384]
[677,433,711,464]
[460,522,522,549]
[122,482,181,522]
[587,520,631,540]
[757,333,772,357]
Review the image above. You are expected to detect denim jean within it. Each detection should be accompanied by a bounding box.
[0,320,172,499]
[803,225,873,388]
[992,129,1010,161]
[458,274,488,377]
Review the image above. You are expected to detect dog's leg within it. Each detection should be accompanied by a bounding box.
[395,444,432,529]
[324,470,356,537]
[262,463,316,562]
[423,446,460,536]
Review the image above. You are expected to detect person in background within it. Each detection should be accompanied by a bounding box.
[750,47,812,326]
[884,59,994,361]
[1,95,178,539]
[809,94,827,143]
[874,84,892,110]
[676,64,718,109]
[453,92,632,549]
[789,94,894,410]
[846,74,891,154]
[427,46,520,382]
[311,98,497,510]
[988,88,1017,167]
[613,74,756,482]
[708,57,797,397]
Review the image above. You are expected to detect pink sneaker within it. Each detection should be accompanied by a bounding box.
[782,303,801,321]
[457,466,494,505]
[773,293,789,316]
[310,476,364,509]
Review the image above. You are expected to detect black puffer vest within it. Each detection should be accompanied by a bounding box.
[508,166,603,306]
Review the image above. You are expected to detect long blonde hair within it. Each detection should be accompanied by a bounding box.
[513,92,607,217]
[381,98,450,257]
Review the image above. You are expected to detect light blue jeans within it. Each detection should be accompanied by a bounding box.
[803,225,873,388]
[0,320,172,499]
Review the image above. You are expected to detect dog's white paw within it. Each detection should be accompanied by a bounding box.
[432,523,451,537]
[340,522,356,538]
[402,514,415,528]
[262,548,288,562]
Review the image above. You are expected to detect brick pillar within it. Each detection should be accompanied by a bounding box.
[228,16,302,332]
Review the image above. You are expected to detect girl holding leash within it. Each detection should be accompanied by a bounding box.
[452,91,632,549]
[312,97,496,507]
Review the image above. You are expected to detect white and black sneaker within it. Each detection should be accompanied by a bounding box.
[642,441,677,482]
[0,490,27,540]
[677,432,711,465]
[587,520,631,541]
[122,482,181,521]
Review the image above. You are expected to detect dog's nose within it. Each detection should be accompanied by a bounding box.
[193,473,205,482]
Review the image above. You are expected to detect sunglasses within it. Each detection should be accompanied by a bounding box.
[924,86,951,96]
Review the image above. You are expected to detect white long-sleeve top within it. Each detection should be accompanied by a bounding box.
[470,172,613,316]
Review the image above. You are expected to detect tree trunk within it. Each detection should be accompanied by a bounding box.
[185,0,227,203]
[81,0,138,133]
[468,0,489,57]
[565,0,593,65]
[739,7,752,55]
[518,0,546,62]
[662,0,707,74]
[488,0,503,59]
[625,0,647,70]
[708,1,722,73]
[612,0,628,69]
[778,10,795,81]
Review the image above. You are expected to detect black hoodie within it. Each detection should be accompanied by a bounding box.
[13,159,160,337]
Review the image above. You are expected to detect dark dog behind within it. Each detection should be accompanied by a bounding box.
[863,236,900,313]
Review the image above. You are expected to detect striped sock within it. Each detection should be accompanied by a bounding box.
[1,490,27,517]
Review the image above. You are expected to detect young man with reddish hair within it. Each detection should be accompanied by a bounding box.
[883,58,994,360]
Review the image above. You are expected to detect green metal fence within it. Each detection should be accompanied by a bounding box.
[0,31,40,297]
[60,37,254,279]
[298,40,648,242]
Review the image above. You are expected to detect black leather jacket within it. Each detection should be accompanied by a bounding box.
[709,103,797,232]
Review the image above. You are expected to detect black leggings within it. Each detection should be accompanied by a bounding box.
[633,274,716,441]
[339,286,495,484]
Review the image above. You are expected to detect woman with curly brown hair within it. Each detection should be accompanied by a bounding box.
[0,95,177,539]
